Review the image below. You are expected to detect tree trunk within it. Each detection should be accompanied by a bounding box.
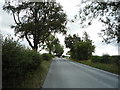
[33,34,38,52]
[33,46,38,52]
[33,3,38,52]
[49,49,52,55]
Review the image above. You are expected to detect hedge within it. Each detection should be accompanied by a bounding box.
[2,37,42,88]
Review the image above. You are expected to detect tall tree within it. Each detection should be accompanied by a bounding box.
[77,1,120,43]
[3,1,67,51]
[64,34,81,58]
[45,34,59,54]
[53,43,64,57]
[65,33,95,60]
[64,34,81,50]
[82,31,91,42]
[73,41,95,60]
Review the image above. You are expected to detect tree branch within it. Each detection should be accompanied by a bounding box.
[25,33,34,49]
[17,12,22,24]
[12,11,19,25]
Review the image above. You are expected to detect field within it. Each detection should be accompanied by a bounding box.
[69,58,119,75]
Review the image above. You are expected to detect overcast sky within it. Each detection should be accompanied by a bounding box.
[0,0,118,56]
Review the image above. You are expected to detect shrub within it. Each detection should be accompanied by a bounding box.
[41,53,52,61]
[92,55,110,63]
[91,56,102,63]
[100,54,110,64]
[2,37,42,88]
[20,50,42,72]
[110,55,120,65]
[92,55,119,65]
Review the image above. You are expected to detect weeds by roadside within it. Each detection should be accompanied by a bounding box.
[19,60,52,88]
[68,58,119,75]
[2,37,52,88]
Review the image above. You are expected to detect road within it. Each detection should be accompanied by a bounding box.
[42,57,119,88]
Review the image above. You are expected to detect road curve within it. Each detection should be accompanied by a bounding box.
[42,57,119,88]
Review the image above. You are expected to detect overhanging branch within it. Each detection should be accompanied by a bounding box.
[25,33,34,49]
[12,11,19,25]
[17,12,22,24]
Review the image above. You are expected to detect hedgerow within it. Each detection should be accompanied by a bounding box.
[2,37,42,87]
[92,54,119,65]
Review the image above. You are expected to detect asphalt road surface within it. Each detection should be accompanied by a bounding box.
[42,57,119,88]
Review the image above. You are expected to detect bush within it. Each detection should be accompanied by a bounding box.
[20,50,42,73]
[92,55,119,65]
[2,37,42,88]
[92,56,102,63]
[100,54,110,64]
[110,55,120,65]
[70,41,95,60]
[41,53,52,61]
[92,55,110,63]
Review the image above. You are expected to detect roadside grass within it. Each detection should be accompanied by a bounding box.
[18,60,52,88]
[69,58,119,75]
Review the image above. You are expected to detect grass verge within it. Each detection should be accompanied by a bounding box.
[69,58,119,75]
[18,60,52,88]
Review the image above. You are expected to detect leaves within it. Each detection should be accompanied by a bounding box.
[3,1,67,51]
[65,33,95,60]
[45,34,59,54]
[2,36,42,87]
[77,1,120,43]
[65,34,81,49]
[53,43,64,57]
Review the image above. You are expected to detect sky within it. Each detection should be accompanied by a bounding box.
[0,0,118,56]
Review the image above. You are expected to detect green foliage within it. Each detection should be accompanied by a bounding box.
[92,55,119,64]
[20,60,52,88]
[72,41,95,60]
[2,37,42,88]
[92,55,111,64]
[65,34,81,49]
[92,56,102,63]
[45,34,64,57]
[77,1,120,43]
[53,44,64,57]
[78,60,119,75]
[45,34,60,54]
[21,49,42,71]
[41,53,52,61]
[65,33,95,60]
[3,1,67,51]
[101,54,110,64]
[110,55,120,65]
[82,31,91,42]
